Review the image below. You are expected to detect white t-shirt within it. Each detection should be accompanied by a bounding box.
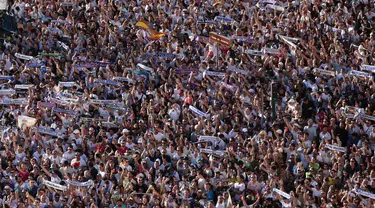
[234,182,246,192]
[319,131,331,141]
[71,157,87,168]
[62,151,75,163]
[154,132,166,141]
[99,107,110,120]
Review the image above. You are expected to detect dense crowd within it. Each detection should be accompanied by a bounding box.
[0,0,375,207]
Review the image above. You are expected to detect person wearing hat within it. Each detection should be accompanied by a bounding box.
[71,129,82,145]
[118,128,130,143]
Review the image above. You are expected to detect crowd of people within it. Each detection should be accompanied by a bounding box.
[0,0,375,207]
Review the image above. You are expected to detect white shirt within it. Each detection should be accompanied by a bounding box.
[234,182,246,192]
[62,151,75,163]
[71,157,87,168]
[154,132,166,141]
[319,131,331,141]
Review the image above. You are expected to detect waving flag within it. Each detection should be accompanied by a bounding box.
[135,19,167,40]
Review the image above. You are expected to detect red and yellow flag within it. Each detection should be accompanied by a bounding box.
[136,19,167,40]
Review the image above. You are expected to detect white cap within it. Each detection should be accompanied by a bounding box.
[122,129,130,133]
[73,129,80,134]
[276,129,283,134]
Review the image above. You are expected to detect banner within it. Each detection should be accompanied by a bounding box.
[60,2,75,6]
[0,76,14,80]
[313,68,336,77]
[51,20,68,24]
[343,107,375,121]
[258,0,276,4]
[15,53,34,61]
[39,52,61,57]
[362,114,375,121]
[80,117,98,123]
[36,127,64,137]
[279,35,297,48]
[228,66,248,75]
[204,71,226,78]
[57,95,79,104]
[197,136,217,145]
[52,108,77,116]
[209,32,232,48]
[62,35,71,40]
[73,63,96,69]
[189,105,209,118]
[266,4,285,11]
[58,82,77,88]
[26,63,44,68]
[349,70,372,78]
[137,63,155,74]
[325,144,346,153]
[13,98,28,105]
[73,61,111,68]
[101,122,117,128]
[278,35,299,43]
[94,79,121,87]
[362,65,375,73]
[43,180,67,191]
[17,116,37,129]
[112,77,133,83]
[15,85,34,90]
[263,47,280,55]
[244,49,263,56]
[233,36,254,43]
[200,148,225,157]
[214,16,233,23]
[354,189,375,199]
[37,101,56,109]
[175,66,198,75]
[273,188,291,199]
[0,89,16,95]
[92,61,111,67]
[63,91,83,98]
[61,92,79,99]
[89,99,118,105]
[146,52,178,59]
[0,98,28,105]
[105,105,129,111]
[197,20,217,25]
[64,180,94,187]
